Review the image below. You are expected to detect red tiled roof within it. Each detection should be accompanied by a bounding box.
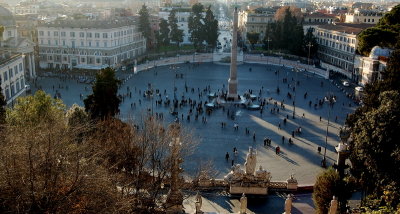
[316,23,374,34]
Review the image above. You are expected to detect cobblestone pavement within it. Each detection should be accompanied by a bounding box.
[32,62,356,185]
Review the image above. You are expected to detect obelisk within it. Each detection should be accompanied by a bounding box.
[228,7,239,100]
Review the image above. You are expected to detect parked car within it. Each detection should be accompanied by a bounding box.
[355,86,364,92]
[25,84,31,93]
[342,81,350,87]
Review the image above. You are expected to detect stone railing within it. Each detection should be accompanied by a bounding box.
[194,176,298,192]
[133,52,329,80]
[268,181,287,189]
[134,53,213,73]
[244,54,329,79]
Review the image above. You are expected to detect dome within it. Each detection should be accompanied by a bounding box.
[369,46,392,60]
[0,6,16,27]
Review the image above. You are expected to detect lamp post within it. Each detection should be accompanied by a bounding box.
[266,36,271,55]
[322,92,336,168]
[306,42,313,66]
[292,61,300,119]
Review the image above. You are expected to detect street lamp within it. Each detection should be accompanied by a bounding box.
[193,52,197,64]
[322,92,336,168]
[266,36,271,55]
[306,42,313,66]
[292,61,300,119]
[276,67,280,93]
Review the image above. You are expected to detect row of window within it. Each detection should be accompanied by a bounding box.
[317,31,356,44]
[318,38,355,53]
[249,17,273,22]
[40,37,143,48]
[2,63,23,82]
[38,28,138,39]
[356,18,377,23]
[2,78,25,101]
[307,18,332,23]
[319,47,354,62]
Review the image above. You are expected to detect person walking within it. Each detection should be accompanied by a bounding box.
[225,152,230,161]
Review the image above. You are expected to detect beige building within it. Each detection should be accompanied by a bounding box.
[304,12,335,24]
[0,52,26,105]
[354,46,392,86]
[37,18,146,70]
[314,23,372,79]
[345,10,383,24]
[238,8,275,42]
[0,6,36,79]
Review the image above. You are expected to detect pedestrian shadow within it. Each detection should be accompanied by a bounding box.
[263,145,299,166]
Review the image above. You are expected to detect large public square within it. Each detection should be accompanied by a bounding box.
[32,62,356,185]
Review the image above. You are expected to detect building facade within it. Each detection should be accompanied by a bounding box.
[158,8,192,45]
[314,23,371,79]
[0,5,36,79]
[345,10,383,24]
[354,46,392,86]
[238,8,275,42]
[304,12,334,24]
[37,19,146,70]
[0,52,26,105]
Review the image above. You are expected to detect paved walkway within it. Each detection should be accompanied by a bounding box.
[31,62,356,185]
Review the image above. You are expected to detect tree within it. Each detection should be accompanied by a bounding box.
[246,32,259,49]
[266,7,304,55]
[6,90,65,127]
[303,27,319,60]
[84,67,121,120]
[274,6,303,22]
[346,50,400,212]
[357,27,398,56]
[158,18,170,46]
[349,91,400,200]
[313,168,341,214]
[378,4,400,26]
[88,116,197,213]
[169,10,184,47]
[188,3,205,49]
[357,4,400,56]
[204,5,219,49]
[0,92,127,213]
[138,4,152,48]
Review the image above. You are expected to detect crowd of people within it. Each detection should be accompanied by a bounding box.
[32,64,355,173]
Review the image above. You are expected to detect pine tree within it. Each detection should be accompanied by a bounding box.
[204,5,219,49]
[84,67,121,120]
[138,4,152,48]
[188,3,205,49]
[159,19,170,46]
[168,10,183,47]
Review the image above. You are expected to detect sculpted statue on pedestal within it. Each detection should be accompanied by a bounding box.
[244,147,257,175]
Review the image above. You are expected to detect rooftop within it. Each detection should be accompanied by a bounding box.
[0,5,16,27]
[305,12,335,18]
[38,18,139,29]
[0,52,22,69]
[317,23,373,35]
